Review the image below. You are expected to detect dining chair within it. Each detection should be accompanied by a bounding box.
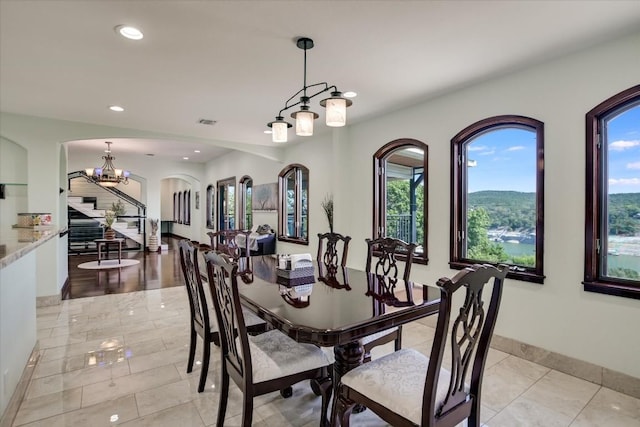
[332,263,508,427]
[207,230,253,282]
[177,240,265,392]
[361,236,417,362]
[317,232,352,289]
[207,229,250,258]
[204,250,333,426]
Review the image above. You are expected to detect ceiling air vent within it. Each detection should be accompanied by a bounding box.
[198,119,217,126]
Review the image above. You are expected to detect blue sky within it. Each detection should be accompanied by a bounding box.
[606,103,640,194]
[466,103,640,194]
[467,127,537,193]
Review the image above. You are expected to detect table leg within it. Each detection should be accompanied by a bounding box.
[334,341,366,413]
[117,241,122,264]
[98,243,102,265]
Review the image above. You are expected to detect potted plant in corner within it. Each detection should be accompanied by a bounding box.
[104,210,117,240]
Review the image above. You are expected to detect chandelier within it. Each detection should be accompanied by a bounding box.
[85,141,130,187]
[267,37,353,143]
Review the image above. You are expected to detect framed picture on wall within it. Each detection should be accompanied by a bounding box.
[195,191,200,210]
[253,183,278,211]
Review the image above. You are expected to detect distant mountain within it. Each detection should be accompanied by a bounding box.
[468,190,640,235]
[468,191,535,231]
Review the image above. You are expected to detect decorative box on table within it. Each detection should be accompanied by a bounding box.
[276,258,315,286]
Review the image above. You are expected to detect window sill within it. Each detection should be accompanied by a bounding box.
[583,280,640,300]
[277,236,309,246]
[449,261,544,284]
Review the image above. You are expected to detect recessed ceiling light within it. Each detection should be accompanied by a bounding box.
[109,105,124,112]
[264,130,272,134]
[183,157,189,160]
[194,150,200,153]
[343,91,357,98]
[146,153,154,157]
[115,25,143,40]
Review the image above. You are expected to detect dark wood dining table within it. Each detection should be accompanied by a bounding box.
[212,255,442,390]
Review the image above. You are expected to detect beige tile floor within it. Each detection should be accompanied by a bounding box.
[11,286,640,426]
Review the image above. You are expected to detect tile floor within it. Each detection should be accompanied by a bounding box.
[10,286,640,426]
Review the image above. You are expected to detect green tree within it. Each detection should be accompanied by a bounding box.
[467,207,509,263]
[608,267,640,280]
[386,179,424,244]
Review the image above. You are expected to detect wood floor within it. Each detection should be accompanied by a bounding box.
[66,236,185,299]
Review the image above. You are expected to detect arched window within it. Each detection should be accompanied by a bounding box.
[206,185,215,229]
[217,177,236,231]
[451,115,545,283]
[373,139,428,264]
[185,190,191,225]
[278,164,309,244]
[178,191,183,224]
[173,192,178,222]
[239,175,253,230]
[585,84,640,299]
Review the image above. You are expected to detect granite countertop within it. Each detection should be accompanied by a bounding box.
[0,226,62,269]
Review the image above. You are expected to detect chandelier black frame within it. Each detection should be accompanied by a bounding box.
[267,37,352,143]
[85,141,130,187]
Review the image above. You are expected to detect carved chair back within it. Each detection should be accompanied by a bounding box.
[204,251,254,384]
[178,240,211,338]
[317,232,352,279]
[207,230,253,282]
[423,263,507,426]
[365,237,417,284]
[207,229,251,259]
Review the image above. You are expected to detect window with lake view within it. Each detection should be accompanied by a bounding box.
[585,84,640,300]
[451,116,545,283]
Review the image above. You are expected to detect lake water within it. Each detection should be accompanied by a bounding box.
[499,240,640,274]
[499,241,534,257]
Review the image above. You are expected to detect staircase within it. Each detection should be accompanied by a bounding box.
[66,172,147,254]
[67,197,144,244]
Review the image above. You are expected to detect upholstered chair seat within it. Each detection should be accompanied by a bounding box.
[341,348,467,425]
[245,329,331,383]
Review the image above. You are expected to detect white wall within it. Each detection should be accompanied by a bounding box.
[203,150,284,244]
[0,137,28,233]
[161,177,197,240]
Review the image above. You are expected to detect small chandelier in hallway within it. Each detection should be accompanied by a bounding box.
[85,141,130,187]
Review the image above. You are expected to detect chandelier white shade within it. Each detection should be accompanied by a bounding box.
[320,91,352,127]
[85,141,130,187]
[292,107,318,136]
[268,116,292,143]
[267,37,352,142]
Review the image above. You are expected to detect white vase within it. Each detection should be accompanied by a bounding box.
[148,234,159,252]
